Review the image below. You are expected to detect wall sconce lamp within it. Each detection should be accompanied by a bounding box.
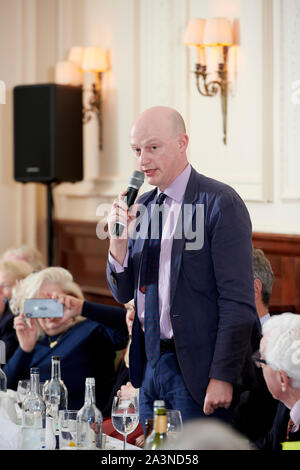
[80,47,108,151]
[56,46,109,151]
[184,18,233,145]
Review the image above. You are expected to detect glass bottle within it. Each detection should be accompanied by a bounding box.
[43,356,68,429]
[21,367,46,449]
[76,377,103,449]
[0,340,7,392]
[0,365,7,392]
[144,400,165,448]
[144,403,168,450]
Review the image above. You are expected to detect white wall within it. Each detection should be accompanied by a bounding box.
[0,0,299,260]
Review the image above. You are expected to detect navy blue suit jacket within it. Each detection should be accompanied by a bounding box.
[4,303,128,411]
[107,167,260,406]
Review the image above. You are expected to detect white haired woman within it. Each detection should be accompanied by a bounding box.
[4,267,128,411]
[2,245,45,271]
[254,312,300,450]
[0,259,34,360]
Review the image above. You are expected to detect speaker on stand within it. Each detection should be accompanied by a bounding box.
[13,83,83,266]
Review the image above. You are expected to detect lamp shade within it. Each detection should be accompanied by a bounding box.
[184,18,206,45]
[82,47,108,72]
[203,17,232,46]
[68,46,84,67]
[55,61,82,86]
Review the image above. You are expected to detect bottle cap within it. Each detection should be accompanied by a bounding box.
[153,400,165,408]
[86,377,95,385]
[52,356,60,360]
[30,367,40,374]
[0,340,6,364]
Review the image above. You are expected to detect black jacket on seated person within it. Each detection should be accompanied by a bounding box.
[233,366,279,442]
[0,300,18,361]
[255,401,300,450]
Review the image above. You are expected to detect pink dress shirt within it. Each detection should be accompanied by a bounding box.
[109,164,191,339]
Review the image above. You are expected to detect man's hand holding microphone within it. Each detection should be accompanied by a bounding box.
[108,171,144,266]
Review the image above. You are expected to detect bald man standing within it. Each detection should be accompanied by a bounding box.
[107,106,260,428]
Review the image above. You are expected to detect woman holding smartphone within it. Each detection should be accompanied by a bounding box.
[4,267,128,411]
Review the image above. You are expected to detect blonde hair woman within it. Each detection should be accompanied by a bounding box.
[4,267,129,411]
[0,259,34,360]
[2,245,45,271]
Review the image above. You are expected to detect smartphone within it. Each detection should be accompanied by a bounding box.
[24,299,63,318]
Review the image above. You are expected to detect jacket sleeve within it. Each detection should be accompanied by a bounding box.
[208,189,258,385]
[106,241,135,305]
[81,301,128,347]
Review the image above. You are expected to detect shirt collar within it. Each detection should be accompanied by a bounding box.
[260,313,270,326]
[290,399,300,432]
[158,164,191,203]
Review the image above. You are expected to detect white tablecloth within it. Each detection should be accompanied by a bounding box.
[104,434,141,450]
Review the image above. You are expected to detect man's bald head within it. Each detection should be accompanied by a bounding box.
[131,106,186,140]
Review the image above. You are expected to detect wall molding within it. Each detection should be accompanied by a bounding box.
[280,0,300,201]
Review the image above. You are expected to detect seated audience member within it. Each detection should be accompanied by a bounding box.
[253,248,275,326]
[4,267,128,411]
[233,247,278,441]
[2,245,45,271]
[0,259,34,360]
[255,313,300,450]
[165,418,254,450]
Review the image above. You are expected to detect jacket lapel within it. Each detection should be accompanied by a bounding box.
[169,167,198,310]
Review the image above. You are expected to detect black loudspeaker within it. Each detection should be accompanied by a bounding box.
[13,83,83,183]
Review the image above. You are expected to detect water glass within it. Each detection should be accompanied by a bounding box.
[59,410,78,449]
[166,409,183,447]
[111,395,139,450]
[16,380,30,409]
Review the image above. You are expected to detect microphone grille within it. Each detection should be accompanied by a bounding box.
[129,170,144,189]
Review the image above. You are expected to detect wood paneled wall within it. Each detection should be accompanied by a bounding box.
[252,233,300,314]
[53,219,300,313]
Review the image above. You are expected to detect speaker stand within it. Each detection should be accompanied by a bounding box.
[46,182,54,267]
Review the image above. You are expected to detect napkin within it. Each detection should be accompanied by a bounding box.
[0,406,22,449]
[0,390,18,424]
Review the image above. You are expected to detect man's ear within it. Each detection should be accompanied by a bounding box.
[176,133,189,152]
[278,370,289,392]
[254,278,262,301]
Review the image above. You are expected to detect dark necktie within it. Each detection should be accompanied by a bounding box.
[140,192,166,367]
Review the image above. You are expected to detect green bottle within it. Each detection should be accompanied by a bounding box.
[144,405,168,450]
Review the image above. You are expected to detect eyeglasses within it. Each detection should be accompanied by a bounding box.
[252,350,268,368]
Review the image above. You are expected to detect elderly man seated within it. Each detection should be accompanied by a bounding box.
[255,312,300,450]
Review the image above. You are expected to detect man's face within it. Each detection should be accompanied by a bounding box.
[130,115,187,192]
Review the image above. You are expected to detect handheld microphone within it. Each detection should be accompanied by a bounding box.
[113,170,144,237]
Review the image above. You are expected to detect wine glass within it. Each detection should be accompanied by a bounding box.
[16,379,30,409]
[111,395,139,450]
[166,409,183,448]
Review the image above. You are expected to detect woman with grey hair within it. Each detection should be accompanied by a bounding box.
[0,259,34,360]
[4,267,128,411]
[255,312,300,450]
